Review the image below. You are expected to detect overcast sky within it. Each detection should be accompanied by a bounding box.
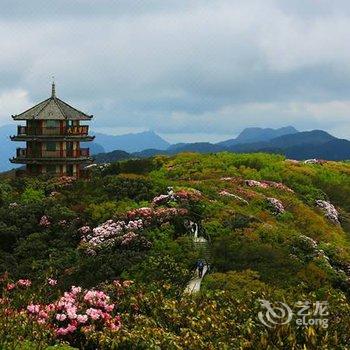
[1,0,350,142]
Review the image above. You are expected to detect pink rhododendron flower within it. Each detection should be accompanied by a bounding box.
[0,298,8,305]
[6,283,16,291]
[108,315,122,331]
[27,304,40,314]
[25,279,124,337]
[67,322,77,333]
[86,308,101,320]
[39,215,51,227]
[122,280,134,288]
[66,306,77,320]
[71,286,82,294]
[56,313,67,321]
[56,327,69,336]
[78,226,91,234]
[17,279,32,287]
[38,310,48,320]
[120,232,138,245]
[245,179,269,189]
[77,314,88,323]
[266,197,285,215]
[48,278,58,286]
[152,194,170,205]
[105,304,115,312]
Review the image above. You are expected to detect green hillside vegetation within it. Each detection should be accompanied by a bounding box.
[0,152,349,349]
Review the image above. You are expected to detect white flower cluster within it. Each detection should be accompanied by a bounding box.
[82,219,143,253]
[266,197,285,214]
[219,190,249,205]
[315,200,339,224]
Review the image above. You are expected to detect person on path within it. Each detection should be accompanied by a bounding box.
[196,260,205,278]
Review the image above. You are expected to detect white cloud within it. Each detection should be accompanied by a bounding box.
[0,89,32,123]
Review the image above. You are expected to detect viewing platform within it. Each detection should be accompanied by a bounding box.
[11,125,94,141]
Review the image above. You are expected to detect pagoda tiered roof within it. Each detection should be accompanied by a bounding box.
[12,84,93,121]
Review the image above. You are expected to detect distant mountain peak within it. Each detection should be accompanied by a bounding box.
[217,126,299,148]
[236,126,298,141]
[93,130,170,153]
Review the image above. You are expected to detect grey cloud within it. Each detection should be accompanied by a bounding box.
[1,0,350,141]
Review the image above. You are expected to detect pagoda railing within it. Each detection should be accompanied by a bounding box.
[17,125,89,136]
[16,148,90,158]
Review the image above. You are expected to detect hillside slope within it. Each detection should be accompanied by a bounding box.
[0,153,350,348]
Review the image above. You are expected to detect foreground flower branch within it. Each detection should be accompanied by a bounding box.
[0,276,131,346]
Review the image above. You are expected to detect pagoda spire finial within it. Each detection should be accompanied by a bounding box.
[51,75,56,98]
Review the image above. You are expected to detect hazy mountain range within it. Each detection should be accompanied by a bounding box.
[1,124,350,172]
[93,126,350,163]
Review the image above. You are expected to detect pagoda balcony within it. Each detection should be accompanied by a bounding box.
[17,125,89,136]
[14,148,90,161]
[11,126,94,141]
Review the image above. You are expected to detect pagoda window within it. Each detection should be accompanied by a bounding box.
[46,120,60,128]
[46,165,57,174]
[46,141,57,151]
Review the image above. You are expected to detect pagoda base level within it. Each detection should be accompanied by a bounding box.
[17,164,89,178]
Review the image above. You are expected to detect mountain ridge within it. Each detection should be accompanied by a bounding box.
[94,130,170,153]
[1,124,350,171]
[218,126,298,147]
[93,129,350,163]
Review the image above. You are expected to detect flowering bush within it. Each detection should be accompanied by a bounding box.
[17,279,32,288]
[78,226,91,235]
[45,286,121,336]
[245,179,270,189]
[152,188,202,206]
[219,190,249,205]
[315,200,340,224]
[5,278,32,291]
[266,197,285,215]
[39,215,51,227]
[48,278,58,286]
[81,219,145,253]
[245,179,293,192]
[51,176,77,188]
[0,278,128,348]
[81,206,188,253]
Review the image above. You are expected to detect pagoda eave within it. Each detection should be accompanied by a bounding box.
[10,135,95,142]
[10,157,93,165]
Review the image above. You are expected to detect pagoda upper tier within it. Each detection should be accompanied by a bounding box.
[10,83,94,178]
[12,84,93,121]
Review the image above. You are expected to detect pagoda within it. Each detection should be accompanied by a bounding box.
[10,83,94,177]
